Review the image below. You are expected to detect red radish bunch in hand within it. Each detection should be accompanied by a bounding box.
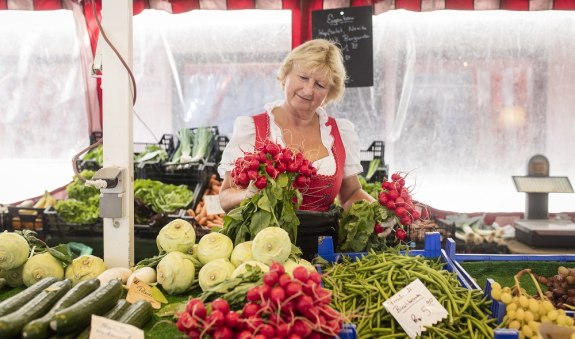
[230,141,317,191]
[376,172,420,241]
[176,262,345,338]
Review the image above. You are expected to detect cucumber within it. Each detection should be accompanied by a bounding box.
[0,276,60,317]
[0,279,72,338]
[22,278,101,339]
[75,299,131,339]
[50,278,123,334]
[115,300,154,329]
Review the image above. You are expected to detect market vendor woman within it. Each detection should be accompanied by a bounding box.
[218,38,374,213]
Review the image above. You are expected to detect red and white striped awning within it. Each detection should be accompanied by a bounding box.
[2,0,575,50]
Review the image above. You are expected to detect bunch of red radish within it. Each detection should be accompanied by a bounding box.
[176,263,344,339]
[375,172,420,240]
[230,141,317,190]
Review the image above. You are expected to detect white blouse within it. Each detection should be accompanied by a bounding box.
[218,101,364,179]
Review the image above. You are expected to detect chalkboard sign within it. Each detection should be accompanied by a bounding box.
[312,6,373,87]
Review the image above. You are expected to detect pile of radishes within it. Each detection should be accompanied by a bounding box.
[230,141,317,190]
[176,263,345,338]
[376,172,420,240]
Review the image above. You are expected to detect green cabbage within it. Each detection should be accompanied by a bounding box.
[196,233,234,265]
[156,218,196,253]
[198,258,236,292]
[22,252,65,287]
[0,231,30,270]
[157,251,195,295]
[65,255,106,285]
[251,227,291,266]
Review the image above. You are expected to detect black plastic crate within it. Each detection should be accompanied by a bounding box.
[214,135,229,165]
[136,161,207,190]
[7,206,50,234]
[295,207,341,260]
[360,140,388,183]
[408,218,455,249]
[170,126,220,164]
[134,133,175,156]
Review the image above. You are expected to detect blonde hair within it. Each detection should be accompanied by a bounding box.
[277,39,347,104]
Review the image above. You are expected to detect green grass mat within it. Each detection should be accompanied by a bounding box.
[460,261,571,295]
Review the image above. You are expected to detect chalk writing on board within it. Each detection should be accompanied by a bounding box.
[312,6,373,87]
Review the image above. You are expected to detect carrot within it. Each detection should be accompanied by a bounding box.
[186,209,195,217]
[198,217,207,225]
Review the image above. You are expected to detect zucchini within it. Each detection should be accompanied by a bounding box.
[115,299,154,329]
[22,278,101,339]
[75,299,131,339]
[50,278,123,334]
[0,279,72,338]
[0,276,60,317]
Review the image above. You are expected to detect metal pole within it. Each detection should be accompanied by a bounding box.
[101,0,134,268]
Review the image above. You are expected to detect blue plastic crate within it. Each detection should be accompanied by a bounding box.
[318,231,480,290]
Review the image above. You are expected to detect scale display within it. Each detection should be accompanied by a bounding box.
[512,176,573,193]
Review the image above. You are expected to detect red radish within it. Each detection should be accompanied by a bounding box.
[280,300,296,314]
[247,287,260,302]
[264,271,279,286]
[176,312,196,332]
[259,284,272,300]
[242,303,260,318]
[270,286,286,304]
[255,176,268,189]
[212,327,233,339]
[308,272,322,285]
[292,266,310,283]
[269,262,285,275]
[288,335,303,339]
[374,224,385,234]
[276,323,291,337]
[279,273,292,288]
[236,330,253,339]
[225,311,240,328]
[292,319,312,337]
[187,329,201,339]
[285,281,303,297]
[254,335,267,339]
[186,299,207,320]
[259,324,276,338]
[296,295,314,314]
[210,298,230,315]
[207,310,225,327]
[315,288,332,305]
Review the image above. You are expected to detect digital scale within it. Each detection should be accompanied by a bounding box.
[514,219,575,247]
[512,155,574,248]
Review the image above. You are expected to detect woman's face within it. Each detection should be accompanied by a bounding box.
[283,66,330,117]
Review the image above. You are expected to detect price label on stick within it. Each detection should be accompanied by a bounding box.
[383,279,448,339]
[204,194,225,215]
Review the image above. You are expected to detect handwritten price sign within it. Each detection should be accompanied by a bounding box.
[383,279,448,339]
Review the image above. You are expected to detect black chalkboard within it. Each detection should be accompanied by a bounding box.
[312,6,373,87]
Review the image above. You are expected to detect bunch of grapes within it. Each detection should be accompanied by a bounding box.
[375,172,420,241]
[230,141,317,191]
[490,269,575,338]
[176,263,345,339]
[536,266,575,310]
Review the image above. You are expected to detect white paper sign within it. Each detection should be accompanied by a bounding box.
[203,194,225,215]
[383,278,448,339]
[89,314,144,339]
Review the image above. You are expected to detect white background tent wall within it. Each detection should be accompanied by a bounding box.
[0,7,574,214]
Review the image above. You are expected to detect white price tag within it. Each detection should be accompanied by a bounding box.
[383,279,448,339]
[89,314,144,339]
[203,195,225,215]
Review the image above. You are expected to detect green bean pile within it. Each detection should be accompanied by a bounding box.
[322,251,496,338]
